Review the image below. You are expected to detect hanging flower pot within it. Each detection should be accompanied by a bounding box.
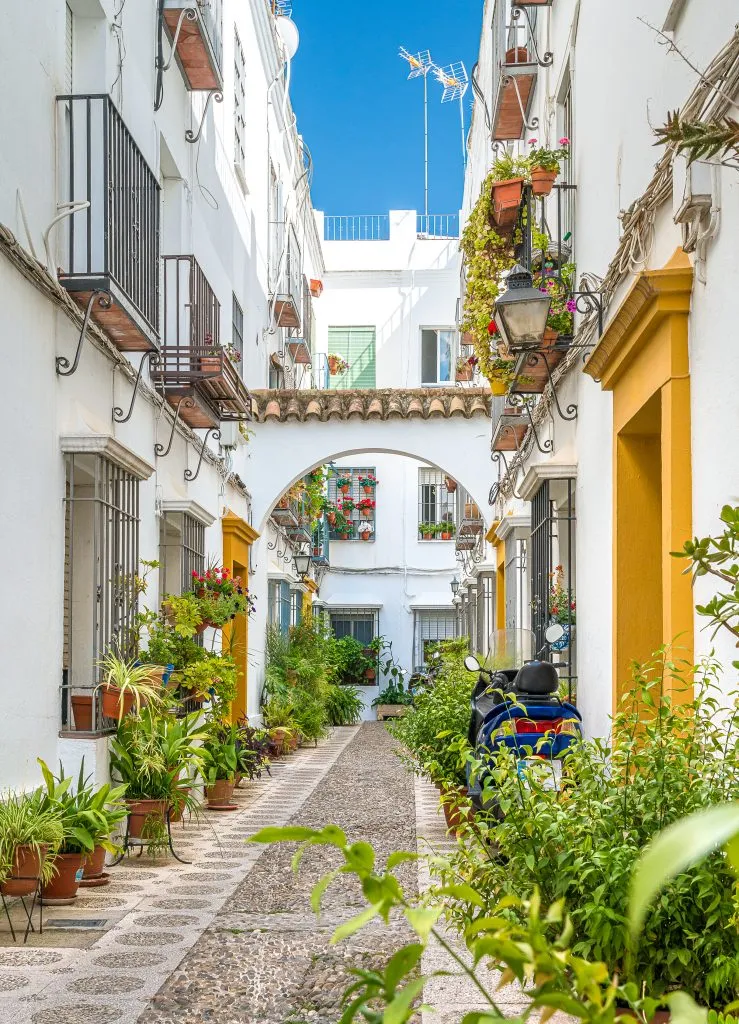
[531,166,558,196]
[361,507,372,519]
[309,278,323,298]
[339,484,350,495]
[362,486,373,495]
[490,177,524,230]
[490,379,508,396]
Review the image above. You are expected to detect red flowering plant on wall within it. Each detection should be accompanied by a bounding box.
[548,564,576,625]
[358,473,378,489]
[357,498,376,517]
[190,564,256,621]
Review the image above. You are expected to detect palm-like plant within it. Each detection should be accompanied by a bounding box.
[98,647,166,721]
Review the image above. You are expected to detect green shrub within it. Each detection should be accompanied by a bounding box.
[437,654,739,1006]
[325,685,364,725]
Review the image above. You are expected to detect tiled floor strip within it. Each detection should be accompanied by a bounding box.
[0,727,357,1024]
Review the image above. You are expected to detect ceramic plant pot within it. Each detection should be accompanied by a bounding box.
[126,799,167,840]
[82,844,107,879]
[101,684,136,722]
[205,780,235,807]
[531,166,557,196]
[0,844,50,897]
[71,695,93,731]
[42,852,84,901]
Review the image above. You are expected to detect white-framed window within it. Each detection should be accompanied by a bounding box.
[413,611,457,666]
[421,328,455,385]
[234,29,246,183]
[418,468,456,540]
[290,589,303,627]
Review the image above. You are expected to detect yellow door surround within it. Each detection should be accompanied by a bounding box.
[221,510,260,722]
[585,250,693,710]
[485,520,507,631]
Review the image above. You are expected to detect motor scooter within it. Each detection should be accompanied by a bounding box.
[464,627,582,810]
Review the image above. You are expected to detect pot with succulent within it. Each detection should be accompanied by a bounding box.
[528,136,570,196]
[36,760,128,901]
[0,790,63,899]
[419,522,437,541]
[327,354,349,377]
[96,647,166,723]
[358,473,378,495]
[357,521,374,543]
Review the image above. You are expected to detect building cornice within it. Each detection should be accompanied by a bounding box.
[494,513,531,541]
[584,254,693,389]
[60,435,155,481]
[161,499,216,527]
[251,388,493,423]
[519,463,577,502]
[222,509,260,545]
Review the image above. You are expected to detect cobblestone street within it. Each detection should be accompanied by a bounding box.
[0,725,463,1024]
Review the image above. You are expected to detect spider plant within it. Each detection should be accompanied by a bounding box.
[97,647,167,722]
[0,790,64,888]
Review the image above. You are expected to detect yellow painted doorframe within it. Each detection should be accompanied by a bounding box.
[486,521,507,631]
[222,510,260,721]
[585,250,693,710]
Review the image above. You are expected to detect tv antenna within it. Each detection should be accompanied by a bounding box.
[399,47,435,217]
[434,61,469,168]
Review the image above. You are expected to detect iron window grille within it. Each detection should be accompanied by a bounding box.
[418,469,457,539]
[413,611,457,667]
[327,467,376,542]
[61,452,140,736]
[420,328,455,385]
[530,478,576,701]
[328,609,379,646]
[232,294,244,364]
[159,511,206,598]
[504,535,529,632]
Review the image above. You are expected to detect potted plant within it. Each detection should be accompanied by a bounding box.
[0,791,63,898]
[224,343,241,365]
[488,152,531,229]
[263,696,298,756]
[548,564,576,647]
[190,565,256,627]
[437,520,455,541]
[97,648,165,723]
[327,354,349,377]
[337,475,352,495]
[528,137,570,196]
[372,681,413,720]
[200,336,222,374]
[358,473,378,494]
[339,522,355,541]
[419,522,437,541]
[455,355,477,382]
[537,265,576,345]
[36,760,128,902]
[200,732,239,808]
[357,497,375,519]
[357,522,373,543]
[444,476,457,493]
[309,279,323,298]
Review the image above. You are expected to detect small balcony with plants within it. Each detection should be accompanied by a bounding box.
[154,255,252,429]
[161,0,223,92]
[56,94,160,352]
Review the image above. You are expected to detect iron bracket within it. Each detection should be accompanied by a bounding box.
[184,427,221,481]
[155,3,197,110]
[526,350,578,421]
[113,352,156,423]
[185,90,223,144]
[56,290,110,377]
[507,395,553,454]
[492,449,524,500]
[155,395,195,458]
[511,5,554,67]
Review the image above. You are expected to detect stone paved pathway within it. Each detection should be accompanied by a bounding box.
[0,723,528,1024]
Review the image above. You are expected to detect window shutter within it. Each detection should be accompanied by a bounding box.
[328,327,376,389]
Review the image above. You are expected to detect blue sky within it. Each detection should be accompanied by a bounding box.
[290,1,482,217]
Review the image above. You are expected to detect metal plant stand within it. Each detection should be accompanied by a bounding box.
[0,879,43,943]
[110,809,191,866]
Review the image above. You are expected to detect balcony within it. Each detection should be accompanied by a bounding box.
[270,493,311,546]
[491,3,540,141]
[154,255,252,428]
[492,406,528,451]
[57,95,160,351]
[163,0,223,91]
[455,492,484,551]
[274,228,302,328]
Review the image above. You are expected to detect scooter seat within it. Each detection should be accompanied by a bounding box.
[511,660,559,695]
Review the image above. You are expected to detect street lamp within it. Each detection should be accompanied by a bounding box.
[494,263,551,351]
[450,576,460,596]
[293,545,311,579]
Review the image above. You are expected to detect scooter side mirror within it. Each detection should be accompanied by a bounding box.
[464,655,481,673]
[545,623,566,645]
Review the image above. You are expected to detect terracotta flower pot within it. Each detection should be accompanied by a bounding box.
[364,668,376,681]
[205,779,235,807]
[531,166,557,197]
[101,683,136,721]
[444,477,457,493]
[71,695,93,731]
[126,799,167,840]
[542,328,559,350]
[490,177,524,230]
[456,364,473,381]
[440,532,452,541]
[339,532,349,540]
[42,852,84,901]
[360,508,372,518]
[339,484,350,494]
[83,844,107,880]
[1,844,49,897]
[505,46,529,65]
[422,532,433,540]
[309,278,323,298]
[360,533,371,541]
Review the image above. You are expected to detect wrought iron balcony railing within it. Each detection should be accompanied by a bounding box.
[162,0,223,91]
[490,2,542,141]
[274,227,302,328]
[57,94,160,351]
[154,255,252,427]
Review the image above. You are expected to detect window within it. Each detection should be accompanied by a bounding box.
[159,511,206,598]
[327,466,376,542]
[417,469,456,539]
[234,29,246,182]
[268,164,284,291]
[327,327,376,389]
[558,67,574,240]
[421,329,455,385]
[232,294,244,364]
[268,579,292,635]
[290,589,303,627]
[62,451,140,734]
[413,611,457,666]
[329,609,378,645]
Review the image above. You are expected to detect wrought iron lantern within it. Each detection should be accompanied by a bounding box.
[450,576,460,596]
[494,264,551,352]
[293,544,312,579]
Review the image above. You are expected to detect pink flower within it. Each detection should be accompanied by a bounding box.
[566,299,577,312]
[528,138,537,145]
[559,137,570,146]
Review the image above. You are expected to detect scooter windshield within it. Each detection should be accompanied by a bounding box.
[480,629,535,672]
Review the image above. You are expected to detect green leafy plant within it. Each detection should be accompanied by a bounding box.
[528,136,570,173]
[97,647,166,721]
[181,653,238,707]
[371,681,413,707]
[162,593,204,638]
[110,707,206,805]
[418,522,437,538]
[325,685,365,725]
[36,759,127,856]
[200,735,238,785]
[263,694,297,730]
[0,790,64,888]
[437,520,455,537]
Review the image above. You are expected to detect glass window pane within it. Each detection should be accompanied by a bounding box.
[438,331,453,382]
[421,330,438,384]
